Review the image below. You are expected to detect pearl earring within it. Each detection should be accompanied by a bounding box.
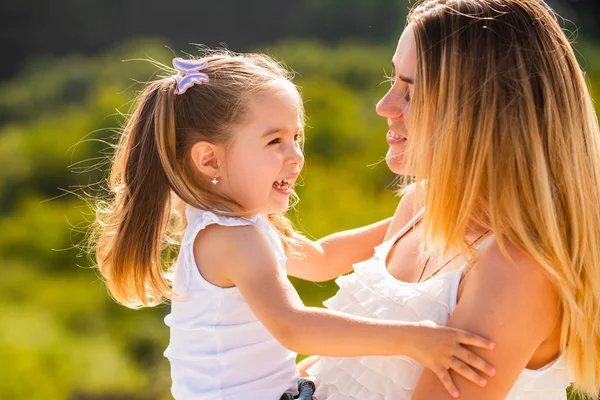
[211,177,219,185]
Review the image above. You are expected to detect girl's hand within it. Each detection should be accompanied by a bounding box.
[409,320,496,398]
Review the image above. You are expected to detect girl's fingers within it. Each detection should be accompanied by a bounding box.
[449,357,488,388]
[435,368,460,398]
[455,330,495,350]
[455,347,496,376]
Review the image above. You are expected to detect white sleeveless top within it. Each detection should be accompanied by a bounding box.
[163,206,299,400]
[308,208,571,400]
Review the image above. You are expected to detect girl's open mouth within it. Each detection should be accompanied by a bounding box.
[273,178,294,194]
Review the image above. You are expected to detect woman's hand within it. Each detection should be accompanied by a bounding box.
[408,320,496,398]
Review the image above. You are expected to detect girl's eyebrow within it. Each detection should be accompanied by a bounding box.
[261,128,281,138]
[392,62,415,85]
[261,126,301,138]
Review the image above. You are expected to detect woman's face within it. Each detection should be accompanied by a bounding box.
[376,25,417,175]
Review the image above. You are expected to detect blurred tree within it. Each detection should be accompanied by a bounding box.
[547,0,600,37]
[1,0,598,83]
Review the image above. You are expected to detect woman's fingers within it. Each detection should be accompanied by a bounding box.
[455,346,496,376]
[455,330,495,350]
[435,368,460,398]
[449,357,488,387]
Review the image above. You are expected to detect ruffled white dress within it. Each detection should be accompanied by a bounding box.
[307,209,571,400]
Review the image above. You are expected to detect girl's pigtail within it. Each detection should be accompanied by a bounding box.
[96,80,177,308]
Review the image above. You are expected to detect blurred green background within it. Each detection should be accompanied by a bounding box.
[1,1,598,399]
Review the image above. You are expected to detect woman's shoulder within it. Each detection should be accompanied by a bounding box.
[460,237,559,331]
[466,239,557,297]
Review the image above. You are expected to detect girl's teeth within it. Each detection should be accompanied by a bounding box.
[273,181,291,189]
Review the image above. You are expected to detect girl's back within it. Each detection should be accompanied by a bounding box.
[164,206,298,399]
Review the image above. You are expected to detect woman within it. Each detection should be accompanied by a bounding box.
[301,0,600,398]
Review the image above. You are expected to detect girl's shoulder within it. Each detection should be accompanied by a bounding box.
[185,207,275,258]
[194,222,264,251]
[193,219,282,286]
[185,206,263,231]
[184,207,275,288]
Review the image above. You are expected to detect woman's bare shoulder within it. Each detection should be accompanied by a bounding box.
[465,239,557,299]
[460,238,559,333]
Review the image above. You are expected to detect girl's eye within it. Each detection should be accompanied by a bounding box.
[404,89,411,103]
[268,138,281,145]
[294,133,301,142]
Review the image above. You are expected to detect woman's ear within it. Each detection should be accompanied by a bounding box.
[190,141,222,179]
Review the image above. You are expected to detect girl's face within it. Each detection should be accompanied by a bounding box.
[220,81,304,215]
[376,25,417,175]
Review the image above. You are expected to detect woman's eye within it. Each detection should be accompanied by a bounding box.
[294,133,301,142]
[404,89,411,103]
[268,138,281,145]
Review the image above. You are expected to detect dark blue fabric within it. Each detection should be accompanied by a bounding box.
[280,378,315,400]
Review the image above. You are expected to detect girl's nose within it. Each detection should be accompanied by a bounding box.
[287,143,304,167]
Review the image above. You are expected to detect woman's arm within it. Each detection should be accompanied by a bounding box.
[411,241,560,399]
[286,217,392,282]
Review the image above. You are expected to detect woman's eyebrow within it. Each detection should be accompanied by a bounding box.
[391,61,415,84]
[399,75,414,84]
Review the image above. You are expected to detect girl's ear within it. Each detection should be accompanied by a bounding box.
[190,141,222,179]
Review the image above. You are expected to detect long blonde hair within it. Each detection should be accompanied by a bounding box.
[406,0,600,395]
[91,50,303,309]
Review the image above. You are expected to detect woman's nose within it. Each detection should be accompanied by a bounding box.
[376,88,403,119]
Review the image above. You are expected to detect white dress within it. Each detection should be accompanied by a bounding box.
[164,206,299,400]
[308,209,571,400]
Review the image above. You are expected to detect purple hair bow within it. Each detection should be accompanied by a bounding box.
[172,57,209,94]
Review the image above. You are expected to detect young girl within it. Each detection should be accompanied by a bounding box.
[92,51,496,400]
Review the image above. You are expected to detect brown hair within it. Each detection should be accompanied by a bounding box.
[91,50,303,309]
[406,0,600,395]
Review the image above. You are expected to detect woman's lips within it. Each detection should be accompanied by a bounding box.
[386,130,407,145]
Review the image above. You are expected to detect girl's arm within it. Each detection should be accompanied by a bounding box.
[286,184,422,283]
[411,242,559,399]
[286,217,392,282]
[202,224,495,396]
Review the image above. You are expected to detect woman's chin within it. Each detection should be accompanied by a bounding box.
[385,150,409,175]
